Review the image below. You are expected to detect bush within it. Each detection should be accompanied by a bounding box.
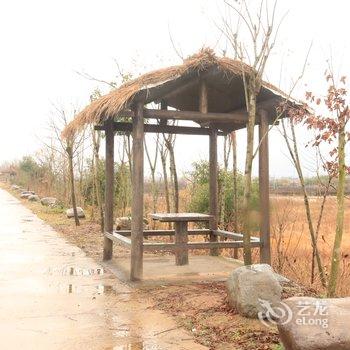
[187,160,260,230]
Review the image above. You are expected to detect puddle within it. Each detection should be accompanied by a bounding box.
[21,216,34,222]
[113,342,149,349]
[45,266,104,276]
[49,283,131,297]
[109,338,162,349]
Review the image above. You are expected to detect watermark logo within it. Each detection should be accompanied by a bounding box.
[258,299,293,327]
[258,299,329,329]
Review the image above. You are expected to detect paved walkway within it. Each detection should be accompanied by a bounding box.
[0,189,206,350]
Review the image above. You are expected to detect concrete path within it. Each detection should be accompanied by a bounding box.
[0,189,207,350]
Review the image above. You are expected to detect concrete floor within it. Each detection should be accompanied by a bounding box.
[106,255,242,286]
[0,189,207,350]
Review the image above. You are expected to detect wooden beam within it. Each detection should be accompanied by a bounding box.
[146,109,247,123]
[143,240,261,252]
[96,122,227,136]
[213,230,260,242]
[134,72,199,105]
[114,109,247,123]
[134,66,220,105]
[103,119,114,261]
[130,102,144,281]
[105,232,131,248]
[105,96,283,126]
[154,78,200,104]
[116,229,211,236]
[259,109,271,264]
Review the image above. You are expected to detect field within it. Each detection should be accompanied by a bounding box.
[269,195,350,296]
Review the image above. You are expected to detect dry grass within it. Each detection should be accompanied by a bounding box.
[62,48,291,138]
[269,195,350,296]
[146,189,350,296]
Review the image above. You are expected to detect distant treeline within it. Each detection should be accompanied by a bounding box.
[270,177,350,196]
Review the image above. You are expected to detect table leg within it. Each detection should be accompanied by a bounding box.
[174,221,189,265]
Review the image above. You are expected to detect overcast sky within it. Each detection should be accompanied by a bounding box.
[0,0,349,178]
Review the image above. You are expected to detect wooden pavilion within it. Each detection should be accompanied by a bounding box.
[63,48,298,281]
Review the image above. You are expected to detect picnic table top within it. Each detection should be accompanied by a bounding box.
[150,212,213,222]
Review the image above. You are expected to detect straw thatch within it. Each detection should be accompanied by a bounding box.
[62,48,290,138]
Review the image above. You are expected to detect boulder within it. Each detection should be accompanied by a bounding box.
[250,263,290,283]
[20,191,35,199]
[226,264,282,318]
[11,185,19,190]
[115,217,132,230]
[278,297,350,350]
[41,197,57,206]
[66,207,85,219]
[115,216,149,230]
[28,194,40,202]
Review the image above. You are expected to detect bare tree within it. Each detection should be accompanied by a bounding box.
[295,70,350,296]
[163,125,179,213]
[221,0,283,264]
[231,131,239,258]
[220,135,232,229]
[145,134,160,217]
[280,119,327,287]
[46,106,85,226]
[91,124,104,231]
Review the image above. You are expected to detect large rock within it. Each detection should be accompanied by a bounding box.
[115,216,149,230]
[226,264,282,318]
[251,263,290,283]
[11,185,19,190]
[41,197,57,206]
[66,207,85,219]
[278,297,350,350]
[28,194,40,202]
[20,191,35,199]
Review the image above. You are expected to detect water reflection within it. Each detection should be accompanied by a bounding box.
[112,341,160,349]
[60,283,129,296]
[45,266,104,276]
[113,342,144,349]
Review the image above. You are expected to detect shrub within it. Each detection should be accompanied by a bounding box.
[187,160,259,230]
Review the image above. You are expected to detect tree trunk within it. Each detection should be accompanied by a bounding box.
[220,135,230,229]
[328,124,346,297]
[67,147,80,226]
[282,120,327,287]
[311,177,331,284]
[144,137,159,228]
[92,128,104,232]
[166,138,179,213]
[242,92,256,265]
[160,146,172,232]
[231,131,239,259]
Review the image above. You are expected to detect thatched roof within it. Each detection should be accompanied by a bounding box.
[63,48,295,138]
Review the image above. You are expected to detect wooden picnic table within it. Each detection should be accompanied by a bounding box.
[150,213,213,265]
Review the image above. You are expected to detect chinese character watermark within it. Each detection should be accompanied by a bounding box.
[258,299,329,329]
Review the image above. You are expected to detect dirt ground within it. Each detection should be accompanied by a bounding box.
[2,184,321,350]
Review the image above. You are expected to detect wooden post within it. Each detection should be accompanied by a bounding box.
[175,221,189,265]
[199,80,219,256]
[209,129,219,256]
[130,102,144,281]
[259,110,271,264]
[103,119,114,261]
